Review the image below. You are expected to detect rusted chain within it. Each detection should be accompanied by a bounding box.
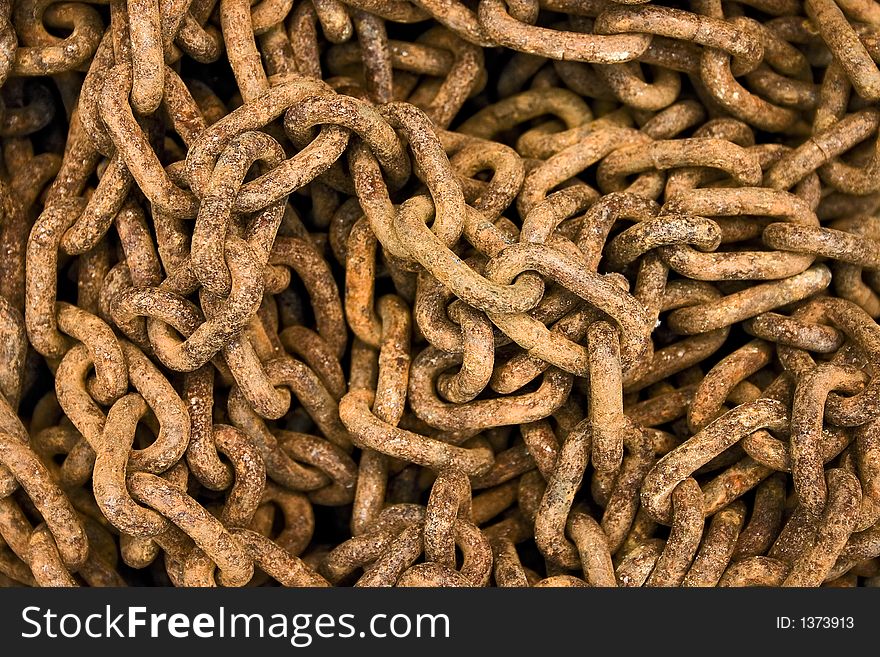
[2,0,880,589]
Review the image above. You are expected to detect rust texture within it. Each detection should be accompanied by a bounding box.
[0,0,879,588]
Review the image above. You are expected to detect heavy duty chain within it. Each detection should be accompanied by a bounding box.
[1,0,880,588]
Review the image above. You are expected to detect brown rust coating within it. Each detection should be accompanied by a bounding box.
[4,0,880,590]
[784,469,862,586]
[682,501,746,587]
[645,477,704,587]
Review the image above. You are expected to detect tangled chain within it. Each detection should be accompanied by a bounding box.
[2,0,880,588]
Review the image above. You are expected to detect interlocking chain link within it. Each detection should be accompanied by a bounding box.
[1,0,880,589]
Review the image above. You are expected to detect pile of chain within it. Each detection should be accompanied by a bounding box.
[2,0,880,588]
